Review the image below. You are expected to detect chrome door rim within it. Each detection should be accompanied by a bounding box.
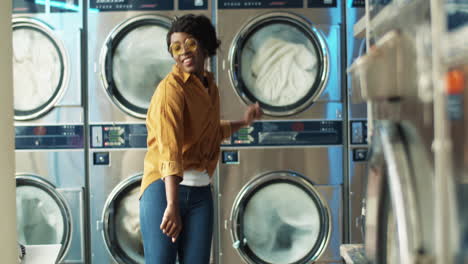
[12,17,69,121]
[229,170,331,264]
[99,14,172,119]
[15,174,72,263]
[102,173,143,264]
[228,12,330,117]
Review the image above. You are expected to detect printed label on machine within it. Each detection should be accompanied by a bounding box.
[90,0,174,11]
[13,0,45,13]
[218,0,302,9]
[50,0,80,12]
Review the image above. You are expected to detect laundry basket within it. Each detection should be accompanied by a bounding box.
[348,31,415,102]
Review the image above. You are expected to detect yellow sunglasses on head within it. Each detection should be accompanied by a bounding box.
[169,38,198,56]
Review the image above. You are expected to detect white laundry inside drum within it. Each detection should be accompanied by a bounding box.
[114,186,144,263]
[12,27,63,112]
[241,23,319,107]
[16,185,65,245]
[242,182,322,263]
[112,24,173,110]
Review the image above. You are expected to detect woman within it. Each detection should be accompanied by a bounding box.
[139,14,262,264]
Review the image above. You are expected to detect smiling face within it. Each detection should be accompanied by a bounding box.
[170,32,206,78]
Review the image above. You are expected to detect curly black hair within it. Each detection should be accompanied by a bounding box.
[166,14,221,57]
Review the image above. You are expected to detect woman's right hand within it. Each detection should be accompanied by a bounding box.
[160,204,182,243]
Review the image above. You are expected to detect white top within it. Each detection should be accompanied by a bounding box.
[21,244,61,264]
[180,169,210,187]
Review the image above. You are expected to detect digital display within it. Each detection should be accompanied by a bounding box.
[90,0,173,11]
[179,0,208,10]
[308,0,337,8]
[15,125,84,149]
[218,0,303,9]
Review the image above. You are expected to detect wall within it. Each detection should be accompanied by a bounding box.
[0,0,18,263]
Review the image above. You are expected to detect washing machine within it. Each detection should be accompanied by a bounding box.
[357,6,437,261]
[216,0,343,121]
[87,0,211,123]
[87,1,212,263]
[345,0,368,244]
[88,123,147,263]
[364,120,435,264]
[15,125,86,264]
[12,1,86,263]
[215,119,344,264]
[12,0,83,124]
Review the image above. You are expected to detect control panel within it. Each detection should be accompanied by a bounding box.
[218,0,302,9]
[90,124,147,148]
[222,120,343,147]
[15,125,84,149]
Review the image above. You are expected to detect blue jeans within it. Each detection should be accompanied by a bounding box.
[140,180,213,264]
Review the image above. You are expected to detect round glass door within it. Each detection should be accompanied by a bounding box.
[230,13,329,117]
[230,171,331,264]
[16,175,72,262]
[101,15,174,119]
[102,174,143,264]
[12,18,68,121]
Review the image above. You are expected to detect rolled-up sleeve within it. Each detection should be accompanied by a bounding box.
[220,120,232,139]
[147,80,185,179]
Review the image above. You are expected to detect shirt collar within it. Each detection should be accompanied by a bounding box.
[173,64,213,84]
[173,64,191,83]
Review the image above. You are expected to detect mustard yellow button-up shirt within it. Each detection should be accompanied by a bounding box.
[140,65,232,196]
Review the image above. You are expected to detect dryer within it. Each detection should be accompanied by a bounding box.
[88,124,147,263]
[345,0,368,244]
[12,1,85,263]
[15,125,86,264]
[12,0,83,124]
[86,1,212,263]
[216,0,343,121]
[216,119,344,264]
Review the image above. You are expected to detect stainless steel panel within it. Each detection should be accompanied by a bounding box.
[15,150,85,188]
[88,149,146,264]
[219,147,343,185]
[348,148,367,244]
[59,188,85,264]
[346,6,367,119]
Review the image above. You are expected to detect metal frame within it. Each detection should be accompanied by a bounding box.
[12,17,70,121]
